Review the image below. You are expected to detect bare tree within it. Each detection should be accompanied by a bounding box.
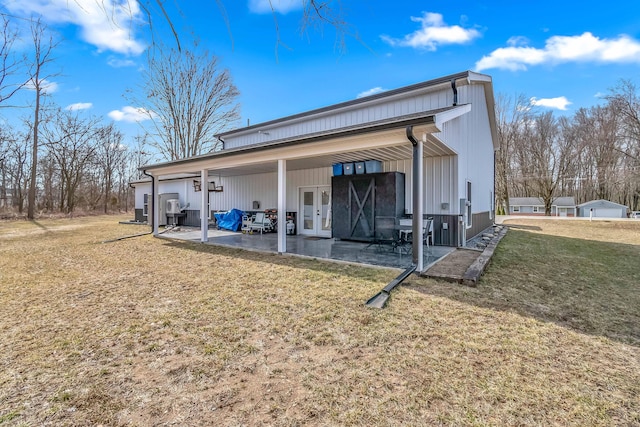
[495,93,531,214]
[606,80,640,209]
[26,18,58,219]
[134,42,240,160]
[95,123,126,213]
[515,111,577,215]
[40,109,101,213]
[0,14,23,107]
[99,1,355,54]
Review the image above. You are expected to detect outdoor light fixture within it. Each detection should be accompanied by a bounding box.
[194,179,223,192]
[208,181,224,192]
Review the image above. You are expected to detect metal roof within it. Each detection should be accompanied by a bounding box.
[217,70,481,138]
[577,199,628,209]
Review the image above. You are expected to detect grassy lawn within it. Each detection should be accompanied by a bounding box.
[0,215,638,426]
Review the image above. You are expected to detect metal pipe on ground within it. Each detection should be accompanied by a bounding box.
[365,264,417,309]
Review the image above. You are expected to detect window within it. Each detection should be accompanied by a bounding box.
[533,206,540,213]
[466,180,472,228]
[513,206,520,213]
[143,193,149,217]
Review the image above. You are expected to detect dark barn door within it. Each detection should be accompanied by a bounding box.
[332,172,405,241]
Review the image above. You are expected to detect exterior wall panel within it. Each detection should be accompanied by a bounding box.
[223,88,455,149]
[134,183,151,209]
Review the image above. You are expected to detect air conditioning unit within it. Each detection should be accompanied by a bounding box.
[166,199,181,214]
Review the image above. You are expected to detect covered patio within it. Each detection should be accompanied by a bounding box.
[159,227,455,270]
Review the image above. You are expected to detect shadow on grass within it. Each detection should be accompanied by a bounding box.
[409,229,640,347]
[30,220,49,230]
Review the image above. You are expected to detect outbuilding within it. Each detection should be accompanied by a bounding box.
[577,199,628,218]
[135,70,499,272]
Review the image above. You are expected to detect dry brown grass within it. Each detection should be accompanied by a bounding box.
[0,215,638,426]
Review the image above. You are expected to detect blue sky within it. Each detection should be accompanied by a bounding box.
[2,0,640,149]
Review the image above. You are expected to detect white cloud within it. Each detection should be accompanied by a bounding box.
[476,32,640,71]
[3,0,146,55]
[65,102,93,111]
[530,96,572,111]
[24,78,58,94]
[248,0,301,14]
[381,12,481,50]
[107,57,136,68]
[108,106,155,123]
[357,87,386,98]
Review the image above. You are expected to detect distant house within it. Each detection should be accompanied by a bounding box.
[509,197,576,216]
[577,199,628,218]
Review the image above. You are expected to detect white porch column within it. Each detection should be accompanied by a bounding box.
[277,159,287,254]
[200,169,209,242]
[412,135,424,271]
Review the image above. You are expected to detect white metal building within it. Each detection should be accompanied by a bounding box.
[134,70,498,271]
[577,199,629,218]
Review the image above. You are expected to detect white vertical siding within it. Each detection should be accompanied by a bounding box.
[205,167,332,213]
[436,85,494,213]
[286,167,332,211]
[134,183,151,209]
[224,88,455,149]
[383,156,457,215]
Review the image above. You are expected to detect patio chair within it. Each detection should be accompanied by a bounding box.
[249,212,274,234]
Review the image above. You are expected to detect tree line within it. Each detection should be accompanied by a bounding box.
[495,83,640,215]
[0,14,239,218]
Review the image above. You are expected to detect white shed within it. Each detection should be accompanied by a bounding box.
[577,199,628,218]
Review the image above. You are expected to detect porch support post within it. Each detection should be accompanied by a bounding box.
[277,159,287,254]
[407,126,424,271]
[200,169,209,242]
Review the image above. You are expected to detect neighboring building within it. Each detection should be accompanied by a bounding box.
[135,70,498,271]
[577,199,628,218]
[509,197,576,216]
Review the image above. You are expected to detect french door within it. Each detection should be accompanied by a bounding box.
[299,186,331,237]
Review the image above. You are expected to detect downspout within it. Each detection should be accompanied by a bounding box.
[142,169,154,231]
[406,125,424,271]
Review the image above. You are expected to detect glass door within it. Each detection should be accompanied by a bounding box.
[299,186,331,237]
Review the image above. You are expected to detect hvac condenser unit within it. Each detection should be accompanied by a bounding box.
[166,199,181,215]
[158,193,179,226]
